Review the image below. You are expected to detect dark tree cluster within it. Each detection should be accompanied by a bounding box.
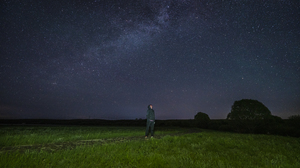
[227,99,271,120]
[226,99,273,133]
[192,99,300,137]
[194,112,210,128]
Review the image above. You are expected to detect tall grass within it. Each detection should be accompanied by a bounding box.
[1,126,299,167]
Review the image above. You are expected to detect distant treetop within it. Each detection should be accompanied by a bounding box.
[194,112,210,121]
[227,99,271,120]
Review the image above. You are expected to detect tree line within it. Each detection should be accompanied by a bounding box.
[193,99,300,137]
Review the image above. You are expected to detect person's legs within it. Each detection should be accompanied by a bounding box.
[145,121,150,137]
[150,122,155,136]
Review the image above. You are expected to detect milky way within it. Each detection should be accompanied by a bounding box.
[1,0,299,119]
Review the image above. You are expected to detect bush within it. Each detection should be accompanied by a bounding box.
[268,124,300,137]
[287,115,300,129]
[194,112,210,128]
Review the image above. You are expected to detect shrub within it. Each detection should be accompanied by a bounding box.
[194,112,210,128]
[287,115,300,129]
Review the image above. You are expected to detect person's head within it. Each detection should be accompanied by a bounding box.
[148,104,153,109]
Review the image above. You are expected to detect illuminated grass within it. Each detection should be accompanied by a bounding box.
[0,126,180,147]
[1,126,299,167]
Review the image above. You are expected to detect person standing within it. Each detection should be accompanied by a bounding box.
[145,104,155,139]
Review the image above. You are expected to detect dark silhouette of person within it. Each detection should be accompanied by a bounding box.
[145,104,155,138]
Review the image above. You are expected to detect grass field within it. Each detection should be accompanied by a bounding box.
[1,125,299,167]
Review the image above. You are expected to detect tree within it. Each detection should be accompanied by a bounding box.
[194,112,210,121]
[227,99,271,120]
[194,112,210,128]
[226,99,272,133]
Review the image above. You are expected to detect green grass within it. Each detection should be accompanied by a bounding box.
[0,126,179,147]
[1,126,300,167]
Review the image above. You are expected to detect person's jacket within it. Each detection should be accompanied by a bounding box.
[146,105,155,122]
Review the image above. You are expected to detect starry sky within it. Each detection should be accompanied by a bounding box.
[1,0,299,120]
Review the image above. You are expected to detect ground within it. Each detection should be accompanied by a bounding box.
[0,129,201,153]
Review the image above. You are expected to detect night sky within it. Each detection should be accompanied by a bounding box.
[1,0,299,120]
